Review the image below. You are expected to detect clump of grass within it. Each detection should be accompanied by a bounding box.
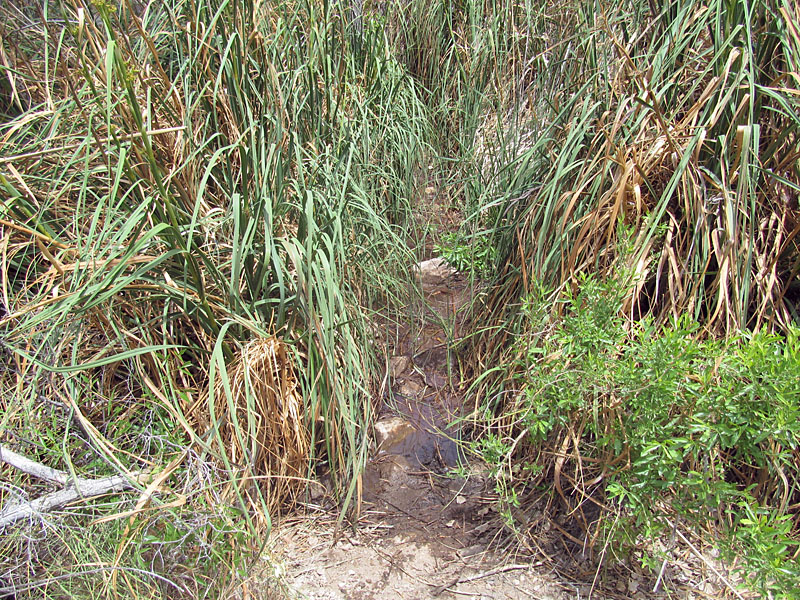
[0,0,427,596]
[211,336,309,529]
[476,0,800,336]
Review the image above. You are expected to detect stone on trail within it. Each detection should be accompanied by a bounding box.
[374,416,415,454]
[414,257,457,286]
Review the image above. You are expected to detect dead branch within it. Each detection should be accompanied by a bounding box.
[0,444,70,485]
[0,444,145,528]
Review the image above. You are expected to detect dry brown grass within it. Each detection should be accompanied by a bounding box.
[212,336,311,524]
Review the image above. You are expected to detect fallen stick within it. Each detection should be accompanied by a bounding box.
[0,444,144,528]
[0,565,185,596]
[0,444,71,485]
[457,563,530,584]
[431,563,533,596]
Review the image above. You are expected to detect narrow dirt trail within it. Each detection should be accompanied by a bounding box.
[267,186,737,600]
[272,251,574,600]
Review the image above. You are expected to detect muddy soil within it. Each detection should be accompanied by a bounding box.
[272,256,583,600]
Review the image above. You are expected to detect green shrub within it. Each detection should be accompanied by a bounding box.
[435,231,497,275]
[476,272,800,596]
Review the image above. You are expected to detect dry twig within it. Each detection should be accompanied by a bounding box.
[0,444,147,528]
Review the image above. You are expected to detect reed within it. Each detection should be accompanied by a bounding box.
[1,0,426,596]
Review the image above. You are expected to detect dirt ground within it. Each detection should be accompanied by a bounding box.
[274,496,574,600]
[271,258,587,600]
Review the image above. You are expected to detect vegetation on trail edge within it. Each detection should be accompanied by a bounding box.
[1,0,424,596]
[471,271,799,597]
[450,0,800,596]
[1,0,798,598]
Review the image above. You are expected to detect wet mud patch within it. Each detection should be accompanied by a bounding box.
[275,257,574,599]
[371,257,471,471]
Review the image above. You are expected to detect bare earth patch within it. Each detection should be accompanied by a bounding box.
[275,503,571,600]
[272,258,575,600]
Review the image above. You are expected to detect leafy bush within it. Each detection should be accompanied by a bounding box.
[475,271,800,596]
[435,231,497,275]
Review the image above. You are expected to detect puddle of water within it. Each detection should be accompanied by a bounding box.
[375,258,471,470]
[379,391,462,468]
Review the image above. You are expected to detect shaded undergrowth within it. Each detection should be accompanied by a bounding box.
[471,269,799,596]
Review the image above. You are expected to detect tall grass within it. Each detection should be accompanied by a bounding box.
[473,0,800,337]
[389,0,558,200]
[436,0,800,594]
[2,0,798,596]
[1,0,427,596]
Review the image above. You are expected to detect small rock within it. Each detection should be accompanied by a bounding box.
[309,482,325,501]
[398,379,423,397]
[414,257,457,286]
[374,417,415,453]
[455,495,467,505]
[628,580,639,594]
[471,522,489,535]
[389,355,410,379]
[458,544,484,558]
